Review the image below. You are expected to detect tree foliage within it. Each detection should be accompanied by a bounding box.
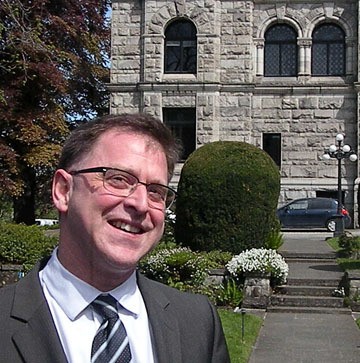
[0,0,111,223]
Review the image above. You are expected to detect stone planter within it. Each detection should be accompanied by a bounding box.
[204,268,227,285]
[242,273,272,309]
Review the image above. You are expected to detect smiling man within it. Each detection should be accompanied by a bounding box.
[0,113,230,363]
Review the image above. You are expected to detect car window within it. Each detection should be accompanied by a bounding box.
[308,199,332,209]
[288,200,308,210]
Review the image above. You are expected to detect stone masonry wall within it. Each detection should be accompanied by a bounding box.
[110,0,360,224]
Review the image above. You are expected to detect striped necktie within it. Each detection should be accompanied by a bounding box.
[91,294,132,363]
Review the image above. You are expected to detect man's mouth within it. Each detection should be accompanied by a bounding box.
[109,221,141,234]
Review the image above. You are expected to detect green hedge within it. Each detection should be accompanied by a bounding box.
[0,222,58,271]
[175,141,280,254]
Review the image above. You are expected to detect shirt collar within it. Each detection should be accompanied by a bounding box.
[41,248,141,320]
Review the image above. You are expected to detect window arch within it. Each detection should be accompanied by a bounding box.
[164,19,197,74]
[264,24,298,77]
[311,23,345,76]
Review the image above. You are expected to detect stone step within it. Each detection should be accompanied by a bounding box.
[286,278,342,287]
[267,306,352,315]
[284,258,337,263]
[275,285,338,296]
[280,251,337,260]
[270,295,344,308]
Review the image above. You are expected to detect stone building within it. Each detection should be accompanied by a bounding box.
[109,0,360,226]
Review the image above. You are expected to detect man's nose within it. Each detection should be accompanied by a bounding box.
[123,183,149,212]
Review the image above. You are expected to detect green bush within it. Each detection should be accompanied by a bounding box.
[0,222,58,271]
[139,246,209,290]
[338,233,360,259]
[175,141,280,254]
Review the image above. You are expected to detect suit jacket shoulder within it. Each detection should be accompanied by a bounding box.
[0,260,68,363]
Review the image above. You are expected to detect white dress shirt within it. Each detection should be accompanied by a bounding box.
[39,248,155,363]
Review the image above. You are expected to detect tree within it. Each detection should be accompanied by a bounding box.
[0,0,111,224]
[175,141,280,254]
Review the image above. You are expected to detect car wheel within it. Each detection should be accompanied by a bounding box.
[326,219,336,232]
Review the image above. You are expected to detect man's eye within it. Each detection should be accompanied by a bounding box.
[108,175,131,187]
[147,186,166,201]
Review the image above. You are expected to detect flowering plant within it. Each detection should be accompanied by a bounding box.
[139,246,208,289]
[226,248,288,285]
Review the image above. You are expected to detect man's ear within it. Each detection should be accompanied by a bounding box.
[52,169,72,213]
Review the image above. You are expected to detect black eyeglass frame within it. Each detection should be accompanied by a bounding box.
[68,166,177,210]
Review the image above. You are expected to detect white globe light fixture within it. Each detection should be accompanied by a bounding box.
[329,144,337,153]
[350,154,358,162]
[336,133,344,142]
[342,144,351,153]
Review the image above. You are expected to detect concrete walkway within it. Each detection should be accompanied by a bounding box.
[248,231,360,363]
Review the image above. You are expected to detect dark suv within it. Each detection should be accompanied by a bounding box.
[277,197,351,231]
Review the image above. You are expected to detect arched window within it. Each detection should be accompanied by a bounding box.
[264,24,298,77]
[312,23,345,76]
[164,19,197,74]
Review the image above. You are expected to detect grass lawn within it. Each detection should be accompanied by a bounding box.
[218,309,263,363]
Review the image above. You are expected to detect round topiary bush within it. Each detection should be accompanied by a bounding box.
[174,141,280,254]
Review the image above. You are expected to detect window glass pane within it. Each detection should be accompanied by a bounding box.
[166,21,196,40]
[312,23,345,76]
[312,44,327,75]
[263,133,281,167]
[165,46,181,72]
[329,43,345,75]
[163,108,196,160]
[165,20,197,74]
[264,24,297,77]
[282,44,297,76]
[264,44,280,76]
[183,46,197,73]
[313,24,344,41]
[289,200,308,210]
[266,25,297,41]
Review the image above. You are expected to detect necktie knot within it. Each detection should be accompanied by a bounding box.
[92,294,119,321]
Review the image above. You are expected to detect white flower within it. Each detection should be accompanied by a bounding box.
[226,248,288,284]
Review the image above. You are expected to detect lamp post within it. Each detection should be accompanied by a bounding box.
[322,134,357,237]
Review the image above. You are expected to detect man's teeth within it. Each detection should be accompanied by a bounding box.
[112,221,140,233]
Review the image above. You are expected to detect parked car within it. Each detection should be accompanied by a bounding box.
[35,218,59,226]
[277,197,351,231]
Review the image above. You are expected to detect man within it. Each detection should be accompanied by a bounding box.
[0,114,230,363]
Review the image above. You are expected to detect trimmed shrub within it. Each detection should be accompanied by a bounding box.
[175,141,280,253]
[0,222,58,271]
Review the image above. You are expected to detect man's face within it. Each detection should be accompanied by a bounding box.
[53,130,168,289]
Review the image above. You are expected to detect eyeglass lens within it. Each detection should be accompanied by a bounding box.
[103,169,175,209]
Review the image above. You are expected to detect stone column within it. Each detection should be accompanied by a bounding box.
[254,38,264,76]
[298,38,312,76]
[346,37,355,76]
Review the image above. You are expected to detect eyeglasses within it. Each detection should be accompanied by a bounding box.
[69,167,177,210]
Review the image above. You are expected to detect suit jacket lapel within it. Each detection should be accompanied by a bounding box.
[11,260,68,363]
[137,273,182,363]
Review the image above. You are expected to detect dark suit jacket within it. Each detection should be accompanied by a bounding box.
[0,259,230,363]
